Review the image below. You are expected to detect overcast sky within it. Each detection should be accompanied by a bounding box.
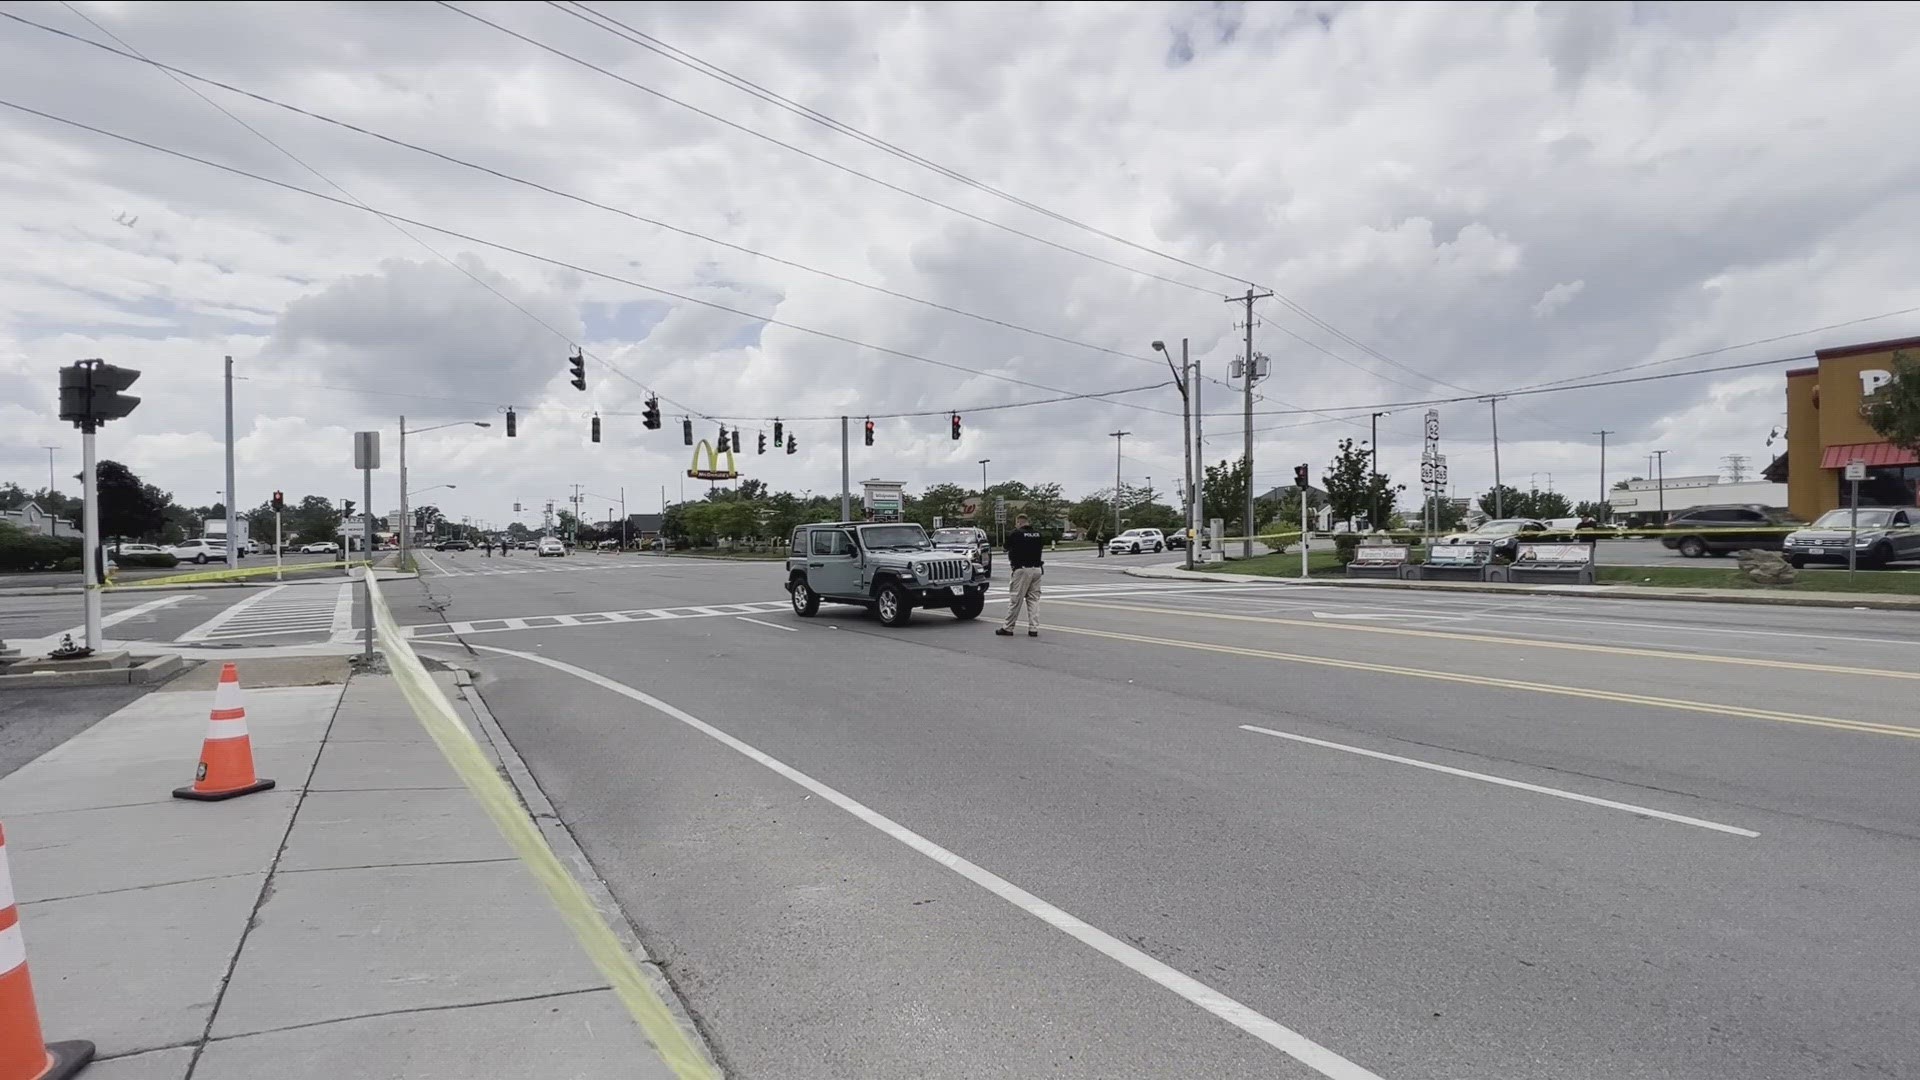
[4,0,1918,527]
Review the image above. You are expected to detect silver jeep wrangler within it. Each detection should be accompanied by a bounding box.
[787,521,991,626]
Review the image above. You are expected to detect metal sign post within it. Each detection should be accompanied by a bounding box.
[1845,458,1866,582]
[275,512,283,582]
[1299,490,1309,579]
[354,432,380,658]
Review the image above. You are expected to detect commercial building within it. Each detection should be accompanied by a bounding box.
[1784,335,1920,521]
[1606,476,1788,525]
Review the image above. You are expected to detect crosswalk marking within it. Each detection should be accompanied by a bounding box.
[421,558,658,578]
[178,582,351,643]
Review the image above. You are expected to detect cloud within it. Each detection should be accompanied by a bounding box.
[3,0,1919,526]
[1532,280,1585,318]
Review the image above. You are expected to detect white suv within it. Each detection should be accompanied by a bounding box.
[1106,528,1166,555]
[167,538,234,564]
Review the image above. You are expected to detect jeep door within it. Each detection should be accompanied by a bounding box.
[807,528,861,598]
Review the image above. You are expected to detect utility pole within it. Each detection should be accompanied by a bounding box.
[1191,346,1203,565]
[398,415,408,571]
[1487,396,1507,518]
[1226,286,1272,557]
[840,416,851,521]
[40,446,57,537]
[224,355,237,570]
[1593,430,1615,518]
[1652,449,1669,520]
[1109,431,1130,537]
[1153,338,1195,568]
[620,486,627,549]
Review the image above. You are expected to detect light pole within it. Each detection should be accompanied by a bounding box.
[1488,396,1507,517]
[1370,412,1387,532]
[399,417,489,570]
[978,459,992,543]
[1593,430,1614,520]
[1652,450,1669,521]
[1109,432,1130,538]
[1153,338,1195,568]
[40,446,57,537]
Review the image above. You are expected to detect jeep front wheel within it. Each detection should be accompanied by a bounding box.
[952,588,985,621]
[789,576,820,617]
[874,582,912,627]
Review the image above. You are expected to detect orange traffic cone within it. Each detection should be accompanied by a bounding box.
[172,663,275,801]
[0,822,95,1080]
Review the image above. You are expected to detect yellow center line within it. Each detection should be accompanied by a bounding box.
[1047,624,1920,740]
[1050,599,1920,683]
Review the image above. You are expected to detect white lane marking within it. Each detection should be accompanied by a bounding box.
[331,582,355,635]
[1239,725,1758,838]
[430,642,1381,1080]
[176,585,286,642]
[1309,610,1466,621]
[419,551,452,576]
[22,594,185,651]
[735,616,799,632]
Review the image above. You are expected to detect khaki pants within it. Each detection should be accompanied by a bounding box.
[1003,566,1042,631]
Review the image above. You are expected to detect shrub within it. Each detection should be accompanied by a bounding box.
[54,556,82,572]
[114,552,179,569]
[1333,533,1362,565]
[0,527,84,572]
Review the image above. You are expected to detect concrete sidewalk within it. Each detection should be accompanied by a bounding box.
[0,666,698,1079]
[1123,563,1920,610]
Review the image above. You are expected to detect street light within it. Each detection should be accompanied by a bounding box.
[1153,338,1196,569]
[399,417,490,569]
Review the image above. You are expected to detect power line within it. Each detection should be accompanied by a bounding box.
[554,1,1474,396]
[3,10,1203,383]
[435,1,1218,296]
[0,97,1183,418]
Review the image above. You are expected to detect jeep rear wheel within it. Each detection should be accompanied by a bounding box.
[789,576,820,617]
[952,588,985,620]
[875,583,912,626]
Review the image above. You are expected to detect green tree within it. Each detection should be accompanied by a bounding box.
[1530,490,1573,518]
[913,483,972,528]
[1070,495,1114,540]
[1864,350,1920,453]
[1422,495,1468,531]
[1478,484,1524,518]
[1320,438,1373,530]
[1021,482,1069,534]
[737,478,769,501]
[95,460,170,543]
[1574,500,1611,521]
[1611,476,1642,491]
[1202,456,1251,532]
[0,482,28,511]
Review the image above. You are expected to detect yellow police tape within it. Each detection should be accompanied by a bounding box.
[362,573,717,1080]
[103,559,367,589]
[1216,526,1811,546]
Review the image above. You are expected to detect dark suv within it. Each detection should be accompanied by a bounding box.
[1659,504,1799,557]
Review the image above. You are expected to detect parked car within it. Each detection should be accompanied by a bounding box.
[1107,528,1166,555]
[1164,528,1189,550]
[537,537,566,557]
[930,526,993,574]
[166,538,234,564]
[1659,504,1799,557]
[1437,518,1548,562]
[113,543,166,556]
[786,522,990,626]
[1783,507,1920,569]
[299,541,339,554]
[434,538,472,552]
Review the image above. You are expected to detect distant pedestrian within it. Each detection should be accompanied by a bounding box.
[482,538,493,557]
[996,513,1044,638]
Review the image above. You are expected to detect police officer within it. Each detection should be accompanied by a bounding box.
[996,513,1044,638]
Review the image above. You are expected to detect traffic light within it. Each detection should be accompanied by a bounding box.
[591,414,601,443]
[863,418,874,446]
[786,433,797,455]
[758,431,767,455]
[716,425,728,452]
[1294,463,1310,489]
[643,396,661,429]
[342,499,356,519]
[682,418,693,446]
[57,360,142,429]
[950,413,962,440]
[568,348,586,391]
[505,407,517,437]
[271,490,284,512]
[773,419,783,444]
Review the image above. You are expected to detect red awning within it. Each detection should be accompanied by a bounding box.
[1820,442,1920,469]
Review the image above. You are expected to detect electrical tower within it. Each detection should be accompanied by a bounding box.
[1722,454,1749,483]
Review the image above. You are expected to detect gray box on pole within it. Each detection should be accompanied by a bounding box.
[354,431,381,471]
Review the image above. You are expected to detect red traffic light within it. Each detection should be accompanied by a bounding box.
[950,413,962,440]
[863,418,875,446]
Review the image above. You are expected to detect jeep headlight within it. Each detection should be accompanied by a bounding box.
[910,561,924,576]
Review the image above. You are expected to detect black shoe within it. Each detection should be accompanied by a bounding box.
[1028,631,1039,637]
[995,628,1014,636]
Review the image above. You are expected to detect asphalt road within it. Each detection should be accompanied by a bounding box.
[340,551,1919,1080]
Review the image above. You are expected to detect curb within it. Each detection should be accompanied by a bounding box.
[0,653,189,691]
[1120,567,1920,611]
[451,668,725,1076]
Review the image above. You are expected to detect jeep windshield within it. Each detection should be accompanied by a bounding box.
[858,525,932,551]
